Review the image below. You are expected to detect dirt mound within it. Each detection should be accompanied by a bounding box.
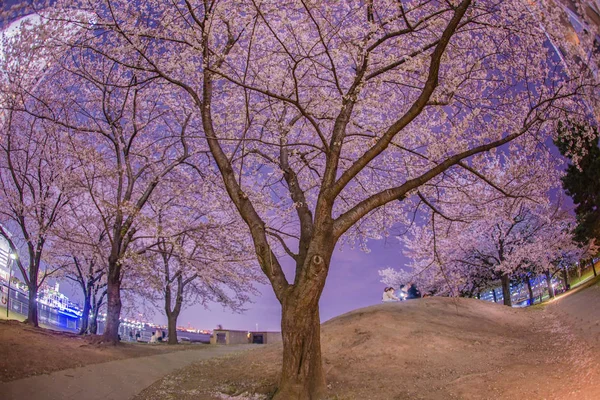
[320,298,582,399]
[136,295,600,400]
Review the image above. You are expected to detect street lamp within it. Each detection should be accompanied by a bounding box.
[6,252,17,319]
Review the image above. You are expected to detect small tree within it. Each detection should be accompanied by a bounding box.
[0,112,71,326]
[389,152,566,306]
[53,200,109,335]
[135,177,262,344]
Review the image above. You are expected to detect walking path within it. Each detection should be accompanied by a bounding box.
[547,275,600,347]
[0,344,254,400]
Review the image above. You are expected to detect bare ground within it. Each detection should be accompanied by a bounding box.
[134,277,600,400]
[0,320,201,382]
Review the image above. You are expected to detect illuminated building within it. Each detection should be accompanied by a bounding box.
[0,235,10,283]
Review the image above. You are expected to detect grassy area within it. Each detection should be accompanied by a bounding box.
[571,267,597,288]
[0,306,26,321]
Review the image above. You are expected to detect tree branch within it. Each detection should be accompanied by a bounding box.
[329,0,472,199]
[332,118,539,238]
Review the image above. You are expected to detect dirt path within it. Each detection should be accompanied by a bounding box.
[543,276,600,400]
[0,344,254,400]
[547,275,600,347]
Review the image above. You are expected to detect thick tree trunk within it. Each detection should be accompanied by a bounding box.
[167,313,178,345]
[467,287,475,298]
[501,273,512,307]
[545,271,555,299]
[79,295,91,335]
[274,299,326,400]
[25,284,39,327]
[526,278,534,305]
[165,273,183,345]
[103,261,122,344]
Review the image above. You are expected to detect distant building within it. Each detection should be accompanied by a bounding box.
[548,1,600,70]
[0,235,10,283]
[210,329,250,345]
[540,1,600,118]
[558,1,600,29]
[249,331,282,345]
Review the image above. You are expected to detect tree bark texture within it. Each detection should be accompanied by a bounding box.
[271,238,334,399]
[165,284,182,345]
[501,273,512,307]
[89,288,106,335]
[26,283,39,327]
[167,315,178,345]
[274,297,326,400]
[79,294,91,335]
[103,261,122,344]
[164,267,184,345]
[561,269,570,290]
[89,313,99,334]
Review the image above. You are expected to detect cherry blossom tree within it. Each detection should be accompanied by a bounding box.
[133,173,262,344]
[0,12,78,327]
[52,199,109,335]
[531,212,598,297]
[0,110,72,326]
[22,61,197,343]
[26,0,600,396]
[386,150,566,306]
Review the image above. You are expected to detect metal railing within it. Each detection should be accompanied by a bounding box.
[1,294,80,332]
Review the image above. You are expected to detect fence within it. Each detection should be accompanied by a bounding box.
[0,284,80,332]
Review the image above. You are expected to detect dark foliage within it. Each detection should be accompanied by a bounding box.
[555,122,600,244]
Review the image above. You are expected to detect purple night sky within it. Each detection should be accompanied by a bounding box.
[155,238,407,331]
